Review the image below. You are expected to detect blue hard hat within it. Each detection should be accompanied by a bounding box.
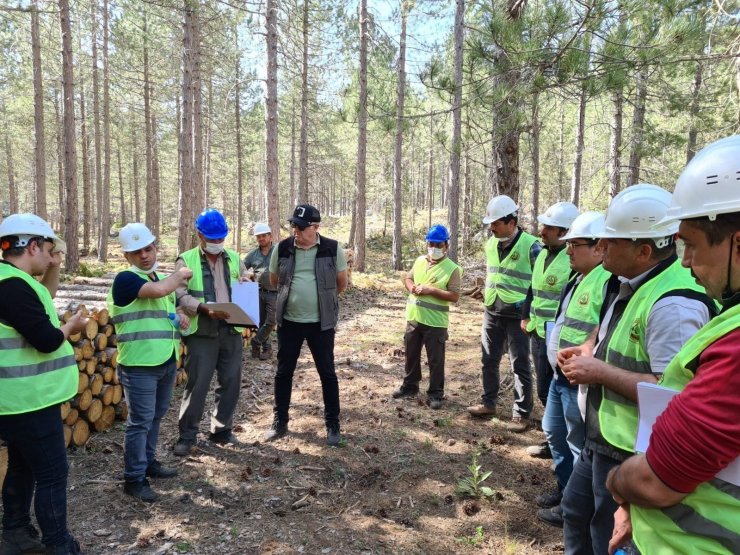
[426,224,450,242]
[195,208,229,240]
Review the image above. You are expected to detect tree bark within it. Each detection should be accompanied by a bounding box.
[570,85,587,206]
[142,10,156,235]
[31,0,47,220]
[235,28,243,250]
[608,89,623,198]
[5,131,18,214]
[192,5,204,214]
[428,113,434,229]
[530,92,540,232]
[289,95,296,211]
[131,126,140,222]
[354,0,368,271]
[686,62,702,163]
[178,2,195,252]
[391,2,408,271]
[78,40,92,252]
[59,0,79,272]
[53,91,65,235]
[98,0,111,261]
[91,1,102,253]
[116,140,126,225]
[265,0,281,239]
[298,0,310,203]
[447,0,464,260]
[627,66,648,187]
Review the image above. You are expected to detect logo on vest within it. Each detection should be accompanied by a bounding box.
[510,251,520,261]
[629,319,642,343]
[578,292,589,305]
[546,275,557,287]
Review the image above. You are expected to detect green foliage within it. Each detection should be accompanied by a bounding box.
[457,525,486,547]
[455,450,496,500]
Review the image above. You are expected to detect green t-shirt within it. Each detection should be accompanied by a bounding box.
[269,237,347,322]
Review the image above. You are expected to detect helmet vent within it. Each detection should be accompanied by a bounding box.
[706,174,719,185]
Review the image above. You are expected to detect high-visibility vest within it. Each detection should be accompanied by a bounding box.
[107,268,179,366]
[632,302,740,555]
[405,256,462,328]
[599,258,708,452]
[527,247,570,337]
[484,231,538,307]
[179,247,243,335]
[0,264,77,415]
[557,265,612,350]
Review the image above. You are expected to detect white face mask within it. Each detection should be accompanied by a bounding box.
[428,247,446,260]
[204,242,224,255]
[131,261,159,275]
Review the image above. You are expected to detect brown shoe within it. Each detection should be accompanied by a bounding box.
[467,404,497,417]
[505,416,531,433]
[251,345,260,359]
[259,348,272,361]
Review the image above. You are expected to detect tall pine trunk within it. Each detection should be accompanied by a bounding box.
[627,66,648,187]
[265,0,280,238]
[354,0,368,271]
[98,0,111,261]
[298,0,310,203]
[447,0,464,260]
[31,0,47,220]
[391,3,408,270]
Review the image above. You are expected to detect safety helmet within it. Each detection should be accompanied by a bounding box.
[253,223,271,236]
[659,135,740,224]
[537,201,580,229]
[482,195,518,224]
[119,222,156,252]
[562,211,605,241]
[0,213,62,251]
[597,183,678,248]
[426,224,450,242]
[195,208,228,240]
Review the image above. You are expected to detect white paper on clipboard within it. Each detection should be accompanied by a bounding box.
[207,281,260,327]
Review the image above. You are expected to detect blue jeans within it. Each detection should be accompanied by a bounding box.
[542,377,584,490]
[530,334,553,408]
[119,360,177,482]
[480,310,532,417]
[0,404,73,547]
[561,446,620,555]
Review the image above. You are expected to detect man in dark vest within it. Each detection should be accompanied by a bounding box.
[263,204,348,446]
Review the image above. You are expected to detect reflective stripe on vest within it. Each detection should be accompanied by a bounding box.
[107,268,179,366]
[405,256,461,328]
[528,247,570,337]
[180,247,243,335]
[0,264,78,415]
[484,232,538,307]
[557,265,612,351]
[632,304,740,554]
[599,259,708,452]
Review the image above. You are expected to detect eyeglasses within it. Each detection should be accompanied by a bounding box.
[566,241,595,249]
[290,222,310,231]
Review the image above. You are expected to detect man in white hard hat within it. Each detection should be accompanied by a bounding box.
[0,214,88,554]
[522,201,580,456]
[533,212,618,528]
[108,223,192,503]
[244,223,277,360]
[556,184,714,554]
[606,136,740,554]
[468,195,542,432]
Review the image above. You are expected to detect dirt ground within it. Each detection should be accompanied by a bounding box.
[60,264,565,555]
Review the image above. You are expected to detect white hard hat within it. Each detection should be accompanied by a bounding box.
[597,183,678,248]
[659,135,740,224]
[537,201,580,229]
[119,223,156,252]
[0,213,62,251]
[562,211,605,240]
[482,195,518,224]
[253,223,271,236]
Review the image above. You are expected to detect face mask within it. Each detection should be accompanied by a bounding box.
[428,247,445,260]
[131,261,159,275]
[204,242,224,255]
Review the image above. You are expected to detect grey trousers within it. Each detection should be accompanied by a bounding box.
[178,326,243,441]
[251,289,277,350]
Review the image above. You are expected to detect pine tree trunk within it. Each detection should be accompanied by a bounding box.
[265,0,281,239]
[570,85,587,206]
[99,0,111,261]
[627,66,648,187]
[530,92,540,232]
[427,113,434,229]
[298,0,310,203]
[5,132,18,214]
[235,29,243,249]
[447,0,464,260]
[686,63,702,163]
[178,2,195,252]
[53,91,65,235]
[117,141,126,225]
[131,127,140,222]
[91,1,103,255]
[290,95,296,211]
[31,0,47,220]
[354,0,368,271]
[143,10,156,235]
[79,52,92,252]
[192,4,204,214]
[608,89,623,198]
[391,3,408,271]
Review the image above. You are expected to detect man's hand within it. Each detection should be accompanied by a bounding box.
[412,284,428,296]
[520,318,531,335]
[561,355,607,385]
[608,505,633,555]
[207,309,231,320]
[556,345,582,368]
[174,267,193,285]
[48,251,64,268]
[178,313,191,331]
[66,310,89,334]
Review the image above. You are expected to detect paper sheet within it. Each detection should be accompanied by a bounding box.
[205,281,260,327]
[636,381,740,486]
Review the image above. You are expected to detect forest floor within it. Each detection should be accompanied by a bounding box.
[61,242,563,555]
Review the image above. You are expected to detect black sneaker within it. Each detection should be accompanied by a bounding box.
[208,431,239,446]
[429,398,443,410]
[326,425,341,446]
[537,504,564,528]
[173,438,194,457]
[146,460,178,479]
[124,479,159,503]
[0,524,45,554]
[526,441,552,459]
[535,489,562,508]
[264,420,288,442]
[391,386,418,399]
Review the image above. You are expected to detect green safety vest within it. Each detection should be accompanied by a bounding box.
[0,264,77,415]
[406,256,462,329]
[484,231,538,307]
[599,258,708,452]
[632,302,740,555]
[107,268,179,366]
[180,247,244,335]
[558,265,612,350]
[527,247,571,337]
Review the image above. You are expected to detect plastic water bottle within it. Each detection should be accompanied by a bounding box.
[614,545,639,555]
[168,313,181,329]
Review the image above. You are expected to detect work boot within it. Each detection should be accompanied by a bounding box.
[173,438,194,457]
[250,344,260,359]
[264,420,288,442]
[146,460,178,479]
[535,489,562,508]
[124,479,159,503]
[467,404,497,417]
[44,537,82,555]
[391,386,417,399]
[326,424,341,447]
[0,525,45,555]
[526,441,552,459]
[537,505,564,528]
[428,398,443,410]
[208,431,239,446]
[505,416,531,433]
[259,347,272,361]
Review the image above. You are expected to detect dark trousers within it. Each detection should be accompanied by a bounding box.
[561,446,620,555]
[402,321,448,399]
[530,333,553,408]
[480,309,533,417]
[0,404,73,547]
[251,290,277,350]
[274,319,339,428]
